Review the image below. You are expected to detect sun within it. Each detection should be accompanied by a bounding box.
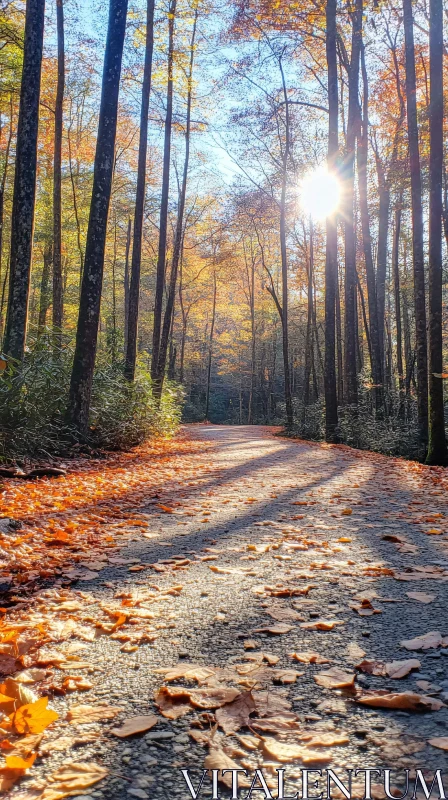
[299,166,341,221]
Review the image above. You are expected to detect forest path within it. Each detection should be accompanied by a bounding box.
[4,425,448,798]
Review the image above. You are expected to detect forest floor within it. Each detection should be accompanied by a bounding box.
[2,424,448,799]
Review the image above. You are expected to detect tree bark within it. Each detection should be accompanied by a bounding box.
[151,0,176,383]
[357,40,383,412]
[342,0,362,406]
[426,0,446,464]
[205,271,217,421]
[392,202,405,418]
[155,7,197,397]
[123,216,131,356]
[124,0,155,380]
[66,0,128,433]
[324,0,339,440]
[278,55,293,428]
[3,0,46,361]
[403,0,428,448]
[37,243,52,336]
[52,0,65,344]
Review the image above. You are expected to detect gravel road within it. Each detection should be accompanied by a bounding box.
[8,425,448,799]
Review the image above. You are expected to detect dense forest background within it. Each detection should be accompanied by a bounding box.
[0,0,447,463]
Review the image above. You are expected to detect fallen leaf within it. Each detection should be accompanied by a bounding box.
[314,667,355,690]
[153,664,216,684]
[252,624,292,635]
[289,651,330,664]
[39,761,107,800]
[66,704,121,724]
[300,619,344,631]
[111,714,158,737]
[11,697,59,734]
[357,690,445,711]
[203,748,250,788]
[428,737,448,751]
[400,631,443,651]
[215,691,255,733]
[357,658,421,679]
[406,592,436,604]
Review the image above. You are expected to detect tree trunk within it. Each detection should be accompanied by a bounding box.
[324,0,339,440]
[303,219,314,409]
[342,0,362,406]
[124,0,155,380]
[66,0,128,433]
[278,56,293,428]
[37,243,52,336]
[3,0,46,361]
[426,0,446,464]
[52,0,65,344]
[403,0,428,448]
[123,216,131,356]
[155,8,197,397]
[205,272,217,421]
[392,202,405,418]
[357,40,383,412]
[151,0,176,383]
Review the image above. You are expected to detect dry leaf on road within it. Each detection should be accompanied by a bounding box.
[357,690,445,712]
[400,631,443,651]
[39,761,107,800]
[314,668,355,690]
[215,691,255,733]
[66,704,121,724]
[111,714,158,737]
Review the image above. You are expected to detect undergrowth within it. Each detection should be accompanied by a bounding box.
[0,335,183,462]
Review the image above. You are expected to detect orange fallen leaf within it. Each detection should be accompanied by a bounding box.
[111,714,158,737]
[11,697,59,734]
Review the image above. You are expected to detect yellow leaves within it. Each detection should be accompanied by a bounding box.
[39,761,108,800]
[341,508,353,515]
[66,704,121,724]
[11,697,59,735]
[111,714,158,737]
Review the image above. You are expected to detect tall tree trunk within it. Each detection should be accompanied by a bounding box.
[426,0,446,464]
[155,8,197,396]
[357,40,383,412]
[342,0,362,406]
[375,158,390,370]
[3,0,46,361]
[336,268,343,404]
[66,0,128,433]
[205,271,217,421]
[248,248,256,424]
[403,0,428,448]
[124,0,155,380]
[392,202,405,418]
[37,243,52,336]
[151,0,176,382]
[303,219,314,410]
[324,0,339,440]
[0,97,13,317]
[123,216,131,356]
[278,55,293,428]
[52,0,65,344]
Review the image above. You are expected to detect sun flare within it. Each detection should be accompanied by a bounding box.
[299,166,341,221]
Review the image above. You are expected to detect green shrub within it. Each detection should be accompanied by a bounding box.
[0,335,183,462]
